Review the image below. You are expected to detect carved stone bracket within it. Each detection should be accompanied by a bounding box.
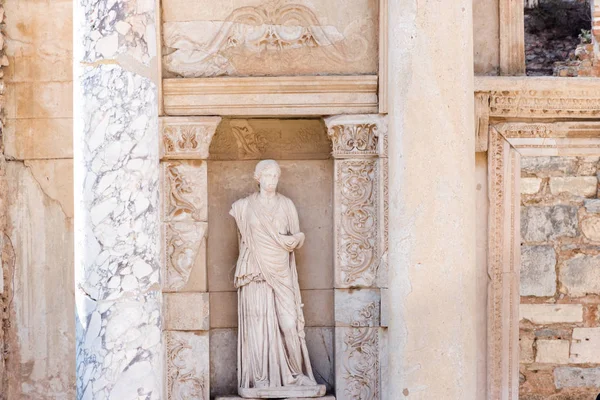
[160,116,221,160]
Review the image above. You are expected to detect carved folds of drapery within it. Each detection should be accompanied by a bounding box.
[325,114,387,400]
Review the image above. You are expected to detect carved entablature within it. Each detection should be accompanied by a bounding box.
[325,115,388,158]
[160,117,222,159]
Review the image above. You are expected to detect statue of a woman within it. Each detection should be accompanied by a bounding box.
[229,160,325,398]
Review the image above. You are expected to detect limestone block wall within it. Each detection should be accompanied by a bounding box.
[1,0,75,398]
[519,156,600,399]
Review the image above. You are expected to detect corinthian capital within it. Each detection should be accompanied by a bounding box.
[324,114,388,158]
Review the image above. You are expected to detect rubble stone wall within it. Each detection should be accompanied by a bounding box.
[520,156,600,400]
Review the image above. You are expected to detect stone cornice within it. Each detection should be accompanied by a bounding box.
[163,75,378,116]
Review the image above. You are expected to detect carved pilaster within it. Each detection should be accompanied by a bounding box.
[166,331,210,400]
[160,117,221,160]
[325,115,387,289]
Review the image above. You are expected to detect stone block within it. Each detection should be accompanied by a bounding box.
[549,177,598,197]
[520,337,534,363]
[209,291,238,329]
[535,340,570,364]
[520,304,583,324]
[166,331,209,400]
[207,160,333,292]
[210,119,331,161]
[521,178,542,195]
[210,328,238,398]
[216,397,336,400]
[581,216,600,241]
[520,245,557,297]
[521,206,578,242]
[584,199,600,213]
[305,327,335,393]
[334,288,380,327]
[335,327,380,399]
[4,118,73,160]
[560,254,600,296]
[161,0,377,77]
[381,288,389,327]
[14,81,72,119]
[163,221,207,292]
[554,366,600,388]
[162,160,208,222]
[570,328,600,363]
[164,292,209,331]
[4,161,75,398]
[521,157,578,177]
[535,328,571,339]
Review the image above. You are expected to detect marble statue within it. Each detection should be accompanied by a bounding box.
[229,160,326,399]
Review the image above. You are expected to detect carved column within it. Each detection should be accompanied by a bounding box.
[325,114,387,400]
[73,0,162,398]
[160,116,220,400]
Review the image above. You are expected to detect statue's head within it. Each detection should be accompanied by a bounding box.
[254,160,281,193]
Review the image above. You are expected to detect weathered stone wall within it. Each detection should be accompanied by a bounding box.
[1,0,75,398]
[520,156,600,399]
[0,0,8,397]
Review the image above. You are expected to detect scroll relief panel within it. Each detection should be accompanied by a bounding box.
[162,0,379,77]
[325,114,388,400]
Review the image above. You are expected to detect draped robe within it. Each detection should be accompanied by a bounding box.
[230,192,316,390]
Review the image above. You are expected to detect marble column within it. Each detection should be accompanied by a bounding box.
[386,0,478,399]
[73,0,162,398]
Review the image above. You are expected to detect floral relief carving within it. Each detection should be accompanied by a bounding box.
[163,3,374,77]
[229,120,268,159]
[164,222,207,292]
[163,161,207,222]
[161,117,221,159]
[328,123,380,157]
[336,160,378,287]
[166,331,209,400]
[340,303,380,400]
[488,90,600,118]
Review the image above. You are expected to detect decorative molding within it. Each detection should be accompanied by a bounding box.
[486,124,600,400]
[166,331,209,400]
[324,114,387,158]
[163,221,207,292]
[160,117,221,160]
[487,127,520,400]
[162,161,207,223]
[475,77,600,119]
[334,159,379,288]
[475,92,490,152]
[379,0,388,114]
[163,75,378,116]
[499,0,525,75]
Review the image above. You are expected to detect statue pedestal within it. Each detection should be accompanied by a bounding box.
[216,394,333,400]
[237,385,327,398]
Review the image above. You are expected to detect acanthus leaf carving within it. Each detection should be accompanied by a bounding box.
[163,221,207,292]
[161,117,221,160]
[163,161,207,222]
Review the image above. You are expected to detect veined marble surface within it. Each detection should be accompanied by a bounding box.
[74,62,161,399]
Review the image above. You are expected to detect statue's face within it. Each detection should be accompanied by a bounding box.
[259,166,280,193]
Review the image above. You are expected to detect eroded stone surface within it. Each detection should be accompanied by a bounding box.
[580,216,600,241]
[535,340,570,364]
[549,177,598,198]
[554,367,600,388]
[520,245,556,297]
[520,304,583,324]
[164,292,209,331]
[560,254,600,296]
[521,206,578,242]
[570,328,600,364]
[334,288,380,327]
